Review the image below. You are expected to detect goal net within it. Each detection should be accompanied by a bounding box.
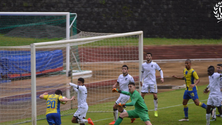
[0,12,77,44]
[0,31,143,125]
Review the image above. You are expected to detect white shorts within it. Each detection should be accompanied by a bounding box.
[207,95,221,107]
[116,94,130,104]
[141,83,158,93]
[74,105,88,120]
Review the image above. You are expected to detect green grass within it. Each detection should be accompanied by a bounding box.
[20,85,221,125]
[0,34,62,46]
[0,34,221,46]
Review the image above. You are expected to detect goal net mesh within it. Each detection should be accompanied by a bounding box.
[0,31,141,125]
[0,14,77,45]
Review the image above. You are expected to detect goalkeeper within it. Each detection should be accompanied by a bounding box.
[112,82,152,125]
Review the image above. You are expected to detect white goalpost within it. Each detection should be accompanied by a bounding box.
[31,31,143,125]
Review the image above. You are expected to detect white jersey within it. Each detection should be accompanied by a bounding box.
[140,61,162,84]
[117,74,134,96]
[207,72,222,96]
[220,76,222,90]
[69,83,88,108]
[219,75,222,99]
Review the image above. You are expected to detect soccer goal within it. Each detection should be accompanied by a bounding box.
[31,31,143,124]
[0,30,143,125]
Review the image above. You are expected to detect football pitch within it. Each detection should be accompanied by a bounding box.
[20,85,221,125]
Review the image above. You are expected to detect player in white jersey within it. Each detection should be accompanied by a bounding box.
[109,65,136,125]
[69,78,94,125]
[140,52,164,117]
[214,64,222,118]
[204,66,222,125]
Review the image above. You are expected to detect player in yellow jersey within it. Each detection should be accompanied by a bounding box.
[39,89,75,125]
[172,59,207,121]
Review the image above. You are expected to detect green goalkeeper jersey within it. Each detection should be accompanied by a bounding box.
[120,90,148,112]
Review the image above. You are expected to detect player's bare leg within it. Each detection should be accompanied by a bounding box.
[141,93,146,99]
[153,93,158,117]
[179,99,189,121]
[217,106,222,117]
[193,98,207,109]
[216,102,222,117]
[71,116,78,123]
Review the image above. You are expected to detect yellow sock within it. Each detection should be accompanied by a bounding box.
[199,102,202,106]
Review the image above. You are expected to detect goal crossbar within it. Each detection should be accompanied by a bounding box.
[30,31,143,125]
[33,31,143,46]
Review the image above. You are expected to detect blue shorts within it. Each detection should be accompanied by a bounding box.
[46,113,61,125]
[183,90,199,100]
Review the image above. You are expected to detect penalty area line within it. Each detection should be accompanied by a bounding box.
[92,99,208,123]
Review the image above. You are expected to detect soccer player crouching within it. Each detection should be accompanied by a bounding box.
[109,65,136,125]
[39,89,75,125]
[204,66,222,125]
[69,78,94,125]
[112,82,152,125]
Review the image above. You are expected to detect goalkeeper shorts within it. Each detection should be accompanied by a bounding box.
[127,109,150,122]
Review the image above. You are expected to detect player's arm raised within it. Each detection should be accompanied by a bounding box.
[118,96,139,107]
[69,82,78,87]
[60,96,75,102]
[39,92,48,99]
[112,88,130,95]
[69,82,85,92]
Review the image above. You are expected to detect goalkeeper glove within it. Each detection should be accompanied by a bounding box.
[118,103,125,107]
[112,88,118,92]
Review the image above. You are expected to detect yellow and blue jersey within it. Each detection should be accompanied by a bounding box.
[43,94,63,115]
[183,68,199,91]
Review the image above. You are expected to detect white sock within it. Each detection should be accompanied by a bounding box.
[113,109,118,121]
[78,119,88,124]
[206,113,211,125]
[154,99,158,111]
[122,109,127,113]
[212,108,216,119]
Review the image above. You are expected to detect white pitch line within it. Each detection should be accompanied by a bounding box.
[148,99,208,111]
[93,117,114,122]
[93,99,208,123]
